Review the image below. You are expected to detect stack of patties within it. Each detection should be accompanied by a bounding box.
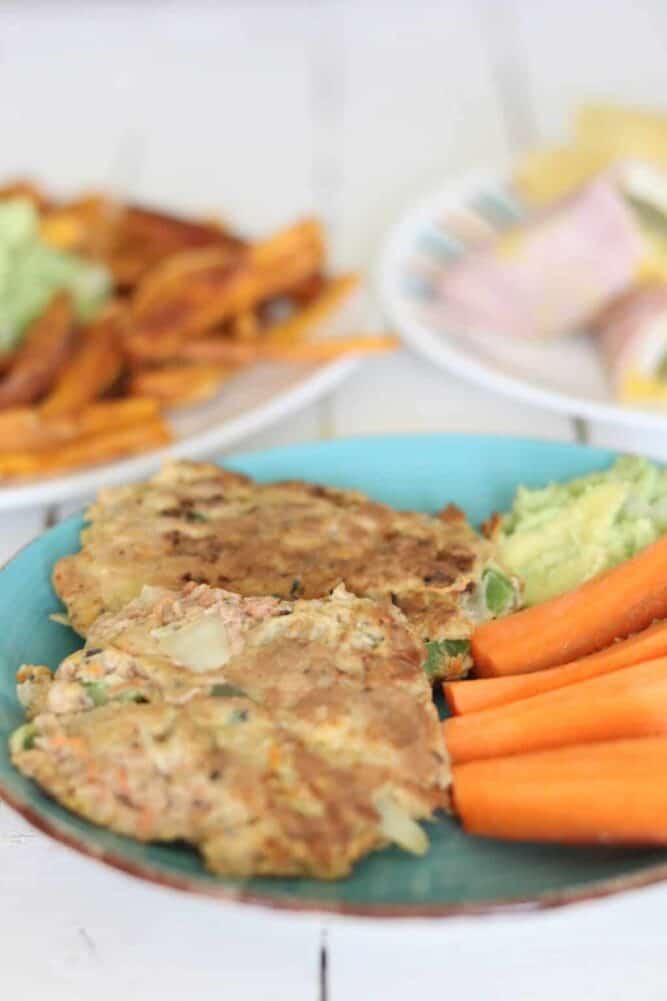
[12,583,448,878]
[52,460,520,681]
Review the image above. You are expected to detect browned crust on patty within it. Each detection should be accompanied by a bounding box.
[53,460,504,679]
[14,582,449,878]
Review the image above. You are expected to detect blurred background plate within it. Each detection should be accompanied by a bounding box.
[378,167,667,433]
[0,288,370,511]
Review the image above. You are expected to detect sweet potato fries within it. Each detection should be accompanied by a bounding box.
[0,181,394,481]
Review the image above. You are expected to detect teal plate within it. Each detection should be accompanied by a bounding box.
[2,433,667,918]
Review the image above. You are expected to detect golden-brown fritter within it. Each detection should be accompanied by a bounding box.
[53,460,520,679]
[12,696,403,878]
[13,583,448,878]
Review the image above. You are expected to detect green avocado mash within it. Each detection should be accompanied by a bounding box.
[0,198,110,351]
[496,456,667,606]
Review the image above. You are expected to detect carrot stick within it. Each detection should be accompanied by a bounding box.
[445,619,667,714]
[444,657,667,763]
[453,737,667,843]
[471,534,667,677]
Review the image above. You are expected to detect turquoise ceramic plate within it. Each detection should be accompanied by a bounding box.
[1,434,666,918]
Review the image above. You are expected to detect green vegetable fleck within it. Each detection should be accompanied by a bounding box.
[211,683,247,698]
[83,683,147,705]
[82,681,108,706]
[0,198,111,351]
[228,708,249,724]
[483,568,516,616]
[9,722,37,754]
[423,639,470,678]
[186,511,209,523]
[113,689,149,704]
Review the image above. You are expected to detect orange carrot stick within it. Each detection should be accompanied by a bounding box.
[445,619,667,715]
[453,737,667,843]
[471,535,667,677]
[444,657,667,763]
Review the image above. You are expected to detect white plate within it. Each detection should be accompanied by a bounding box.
[378,166,667,433]
[0,290,368,510]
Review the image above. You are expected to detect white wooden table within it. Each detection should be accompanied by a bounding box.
[3,2,667,997]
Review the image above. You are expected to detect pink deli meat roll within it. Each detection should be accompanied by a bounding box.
[436,178,645,340]
[594,284,667,402]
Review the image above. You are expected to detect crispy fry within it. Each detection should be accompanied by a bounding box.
[72,397,160,432]
[39,306,126,417]
[129,218,325,344]
[246,218,325,303]
[128,364,233,407]
[0,293,74,409]
[0,351,15,375]
[107,206,244,289]
[0,398,160,453]
[262,273,359,347]
[0,183,364,482]
[287,271,326,306]
[40,195,116,255]
[125,330,395,367]
[258,334,398,362]
[0,418,171,480]
[250,219,324,269]
[124,333,258,366]
[131,246,242,315]
[0,179,51,211]
[230,310,260,340]
[129,249,246,341]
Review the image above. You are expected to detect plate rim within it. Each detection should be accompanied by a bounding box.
[0,355,360,512]
[3,431,667,920]
[5,778,667,920]
[376,168,667,433]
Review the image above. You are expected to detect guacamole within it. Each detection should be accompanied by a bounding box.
[496,456,667,605]
[0,198,110,351]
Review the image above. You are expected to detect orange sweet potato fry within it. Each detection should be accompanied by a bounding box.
[0,398,160,452]
[128,219,324,344]
[39,306,126,417]
[0,418,171,480]
[128,364,233,407]
[0,293,75,409]
[108,205,244,289]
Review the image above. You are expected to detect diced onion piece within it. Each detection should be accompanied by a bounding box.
[151,616,231,671]
[138,585,170,605]
[49,612,71,627]
[376,795,429,855]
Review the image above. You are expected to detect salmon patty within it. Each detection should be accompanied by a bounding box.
[53,460,520,679]
[12,583,448,878]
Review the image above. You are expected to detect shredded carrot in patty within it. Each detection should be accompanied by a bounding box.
[137,806,155,839]
[83,662,105,679]
[114,765,130,796]
[48,735,86,754]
